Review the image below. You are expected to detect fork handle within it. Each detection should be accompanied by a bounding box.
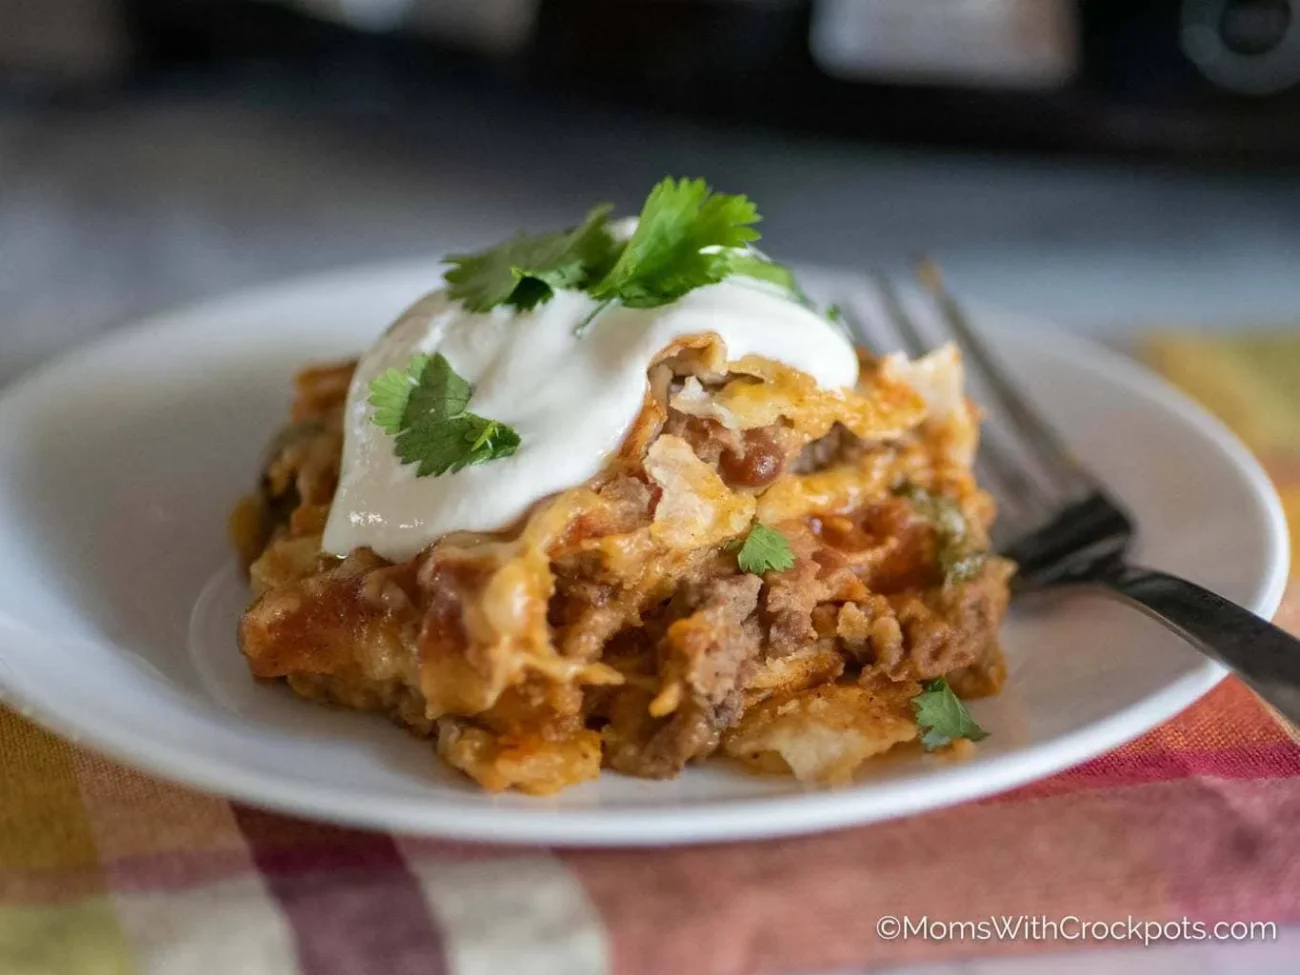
[1101,563,1300,725]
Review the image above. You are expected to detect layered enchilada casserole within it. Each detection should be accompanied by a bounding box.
[231,178,1013,795]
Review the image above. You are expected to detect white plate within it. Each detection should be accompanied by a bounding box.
[0,261,1288,846]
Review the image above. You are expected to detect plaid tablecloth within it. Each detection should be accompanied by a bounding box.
[2,331,1298,975]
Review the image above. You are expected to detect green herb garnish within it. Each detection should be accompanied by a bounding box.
[369,354,431,435]
[735,523,796,575]
[911,677,988,751]
[724,252,798,292]
[444,203,616,312]
[368,353,520,476]
[895,483,988,585]
[589,177,761,309]
[439,177,802,330]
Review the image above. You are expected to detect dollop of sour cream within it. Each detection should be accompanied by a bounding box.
[323,279,860,562]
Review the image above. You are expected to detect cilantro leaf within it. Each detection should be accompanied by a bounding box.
[725,252,798,292]
[507,276,556,312]
[911,677,988,751]
[735,523,795,575]
[590,177,761,309]
[403,352,469,425]
[368,353,520,477]
[444,203,616,312]
[368,361,421,435]
[395,413,520,477]
[894,483,989,585]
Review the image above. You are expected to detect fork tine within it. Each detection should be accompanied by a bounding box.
[871,274,929,359]
[831,289,873,353]
[871,274,1055,526]
[916,261,1092,500]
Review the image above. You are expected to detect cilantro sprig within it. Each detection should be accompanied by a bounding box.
[734,523,795,575]
[911,677,988,751]
[368,354,520,477]
[439,177,799,328]
[589,177,761,308]
[724,252,798,292]
[444,204,616,313]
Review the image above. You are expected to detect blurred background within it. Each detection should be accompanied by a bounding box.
[4,0,1300,386]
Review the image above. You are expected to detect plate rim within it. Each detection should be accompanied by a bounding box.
[0,259,1289,846]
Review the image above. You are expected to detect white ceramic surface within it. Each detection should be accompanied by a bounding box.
[0,262,1288,846]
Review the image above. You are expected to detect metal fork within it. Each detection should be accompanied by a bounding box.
[837,264,1300,725]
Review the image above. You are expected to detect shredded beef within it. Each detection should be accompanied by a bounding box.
[764,561,824,656]
[594,474,655,517]
[761,551,863,658]
[662,412,744,466]
[836,558,1014,681]
[664,574,763,708]
[791,423,862,473]
[602,574,763,778]
[612,700,721,779]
